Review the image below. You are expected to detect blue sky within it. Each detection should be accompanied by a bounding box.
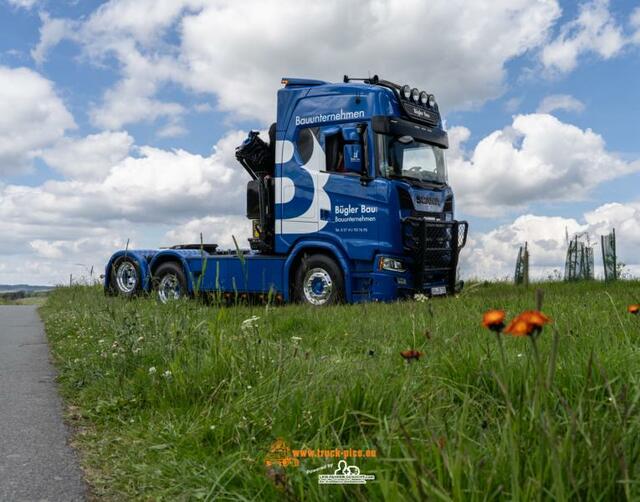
[0,0,639,284]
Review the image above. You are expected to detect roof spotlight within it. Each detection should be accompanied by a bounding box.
[401,85,411,99]
[411,88,420,102]
[428,94,436,107]
[419,91,428,105]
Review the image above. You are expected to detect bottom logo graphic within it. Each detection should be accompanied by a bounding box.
[318,460,375,485]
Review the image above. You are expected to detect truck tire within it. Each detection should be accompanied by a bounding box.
[153,262,188,304]
[294,254,344,306]
[110,257,141,298]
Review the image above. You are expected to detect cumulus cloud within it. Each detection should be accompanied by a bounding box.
[448,113,640,217]
[461,202,640,280]
[0,130,249,228]
[40,131,134,181]
[0,130,253,283]
[33,0,561,126]
[541,0,632,73]
[536,94,585,114]
[33,2,201,129]
[165,215,251,250]
[0,65,75,175]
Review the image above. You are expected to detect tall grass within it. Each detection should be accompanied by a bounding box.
[42,281,640,500]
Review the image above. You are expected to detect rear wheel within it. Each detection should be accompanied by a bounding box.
[294,254,343,306]
[153,262,188,304]
[110,257,141,297]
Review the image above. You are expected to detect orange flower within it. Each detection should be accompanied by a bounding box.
[482,309,506,332]
[628,304,640,315]
[504,310,552,337]
[400,350,423,361]
[503,318,533,336]
[518,310,552,328]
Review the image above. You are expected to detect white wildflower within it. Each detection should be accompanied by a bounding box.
[414,293,429,303]
[162,370,172,379]
[148,366,157,375]
[241,316,261,334]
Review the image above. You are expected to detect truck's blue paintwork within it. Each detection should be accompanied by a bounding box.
[105,77,463,303]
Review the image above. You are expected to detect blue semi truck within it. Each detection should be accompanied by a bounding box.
[105,75,468,306]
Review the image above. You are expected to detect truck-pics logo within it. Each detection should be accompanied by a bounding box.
[318,460,375,485]
[295,109,365,126]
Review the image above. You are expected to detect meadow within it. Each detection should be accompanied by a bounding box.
[41,281,640,501]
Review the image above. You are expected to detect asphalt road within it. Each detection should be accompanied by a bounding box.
[0,305,86,502]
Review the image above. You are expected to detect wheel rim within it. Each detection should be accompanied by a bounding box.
[158,274,182,303]
[303,268,333,305]
[115,261,138,294]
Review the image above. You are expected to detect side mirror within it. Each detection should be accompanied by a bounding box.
[356,123,372,185]
[341,126,360,142]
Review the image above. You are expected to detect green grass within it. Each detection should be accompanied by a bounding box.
[0,292,48,305]
[41,281,640,501]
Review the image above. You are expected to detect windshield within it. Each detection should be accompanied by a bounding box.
[377,134,447,184]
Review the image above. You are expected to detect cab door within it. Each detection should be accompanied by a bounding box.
[319,124,386,262]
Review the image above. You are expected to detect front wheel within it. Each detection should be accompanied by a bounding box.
[294,254,344,306]
[153,262,188,304]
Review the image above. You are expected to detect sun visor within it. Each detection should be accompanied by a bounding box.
[372,116,449,149]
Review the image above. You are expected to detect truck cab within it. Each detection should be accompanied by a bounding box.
[105,75,467,306]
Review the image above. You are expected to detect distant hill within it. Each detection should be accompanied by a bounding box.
[0,284,54,294]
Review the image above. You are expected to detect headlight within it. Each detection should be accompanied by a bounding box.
[428,94,436,107]
[378,256,406,273]
[419,91,428,105]
[411,88,420,102]
[401,84,411,99]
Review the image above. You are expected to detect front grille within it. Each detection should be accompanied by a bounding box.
[403,218,468,292]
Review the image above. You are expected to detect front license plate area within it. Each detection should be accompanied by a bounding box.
[431,286,447,296]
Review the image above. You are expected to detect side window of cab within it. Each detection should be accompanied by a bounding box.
[321,125,362,175]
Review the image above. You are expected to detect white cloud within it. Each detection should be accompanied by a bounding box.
[87,46,186,130]
[179,0,561,122]
[40,131,134,180]
[31,13,75,65]
[536,94,585,114]
[461,202,640,280]
[0,131,249,227]
[156,121,187,139]
[33,0,561,126]
[165,215,251,250]
[0,130,253,283]
[541,0,628,73]
[0,65,75,175]
[33,2,200,130]
[448,113,640,217]
[461,214,584,280]
[7,0,39,10]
